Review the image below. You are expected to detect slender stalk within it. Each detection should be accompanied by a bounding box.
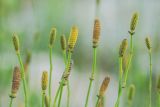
[67,82,70,107]
[9,98,13,107]
[53,85,62,107]
[53,52,72,107]
[149,50,152,107]
[85,48,97,107]
[49,47,53,107]
[115,57,123,107]
[158,93,160,107]
[123,34,133,87]
[17,53,28,107]
[42,91,45,107]
[57,52,72,107]
[58,86,64,107]
[96,98,100,107]
[62,50,70,107]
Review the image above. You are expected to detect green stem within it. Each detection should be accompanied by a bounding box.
[115,57,123,107]
[9,98,13,107]
[42,91,45,107]
[149,50,152,107]
[67,81,70,107]
[158,93,160,107]
[53,52,72,107]
[17,53,28,107]
[53,85,62,107]
[123,34,133,88]
[62,50,70,107]
[49,47,53,107]
[95,97,101,107]
[58,86,64,107]
[63,50,67,65]
[85,48,97,107]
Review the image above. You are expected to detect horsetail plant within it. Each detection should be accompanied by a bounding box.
[123,12,139,88]
[60,35,70,107]
[9,66,21,107]
[12,34,28,107]
[42,71,48,107]
[127,84,136,107]
[85,18,101,107]
[53,26,78,107]
[96,76,110,107]
[157,75,160,107]
[48,27,56,107]
[115,39,128,107]
[145,36,152,107]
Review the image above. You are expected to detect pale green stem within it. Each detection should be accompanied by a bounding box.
[149,50,152,107]
[85,48,97,107]
[9,98,13,107]
[53,85,62,107]
[42,91,45,107]
[67,82,70,107]
[115,57,123,107]
[123,34,134,87]
[17,53,28,107]
[95,96,101,107]
[62,50,70,107]
[58,86,64,107]
[53,52,72,107]
[49,47,53,107]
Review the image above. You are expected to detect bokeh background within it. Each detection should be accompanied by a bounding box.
[0,0,160,107]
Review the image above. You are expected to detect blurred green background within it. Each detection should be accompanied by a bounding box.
[0,0,160,107]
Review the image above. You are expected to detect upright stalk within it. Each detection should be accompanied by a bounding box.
[149,50,152,107]
[158,93,160,107]
[58,86,64,107]
[17,53,28,107]
[49,47,53,107]
[48,27,56,107]
[123,34,133,87]
[67,82,70,107]
[115,57,123,107]
[122,12,139,87]
[53,85,62,107]
[62,50,70,107]
[9,98,13,107]
[95,97,101,107]
[85,48,97,107]
[53,52,72,107]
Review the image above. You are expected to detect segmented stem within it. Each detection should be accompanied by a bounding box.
[58,86,64,107]
[17,53,28,107]
[53,52,72,107]
[67,82,70,107]
[49,47,53,107]
[158,93,160,107]
[62,50,70,107]
[149,50,152,107]
[123,33,134,87]
[115,57,123,107]
[9,98,13,107]
[85,48,97,107]
[53,85,62,107]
